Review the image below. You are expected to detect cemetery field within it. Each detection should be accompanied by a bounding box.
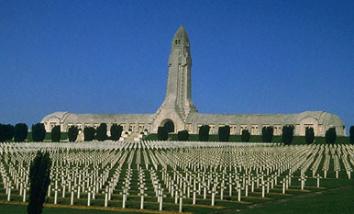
[0,141,353,213]
[1,178,353,214]
[242,180,354,214]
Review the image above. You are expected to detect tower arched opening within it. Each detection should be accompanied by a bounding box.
[161,119,175,133]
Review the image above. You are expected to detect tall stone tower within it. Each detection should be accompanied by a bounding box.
[152,26,197,133]
[164,26,197,117]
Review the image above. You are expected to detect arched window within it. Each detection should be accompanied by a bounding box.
[160,119,175,133]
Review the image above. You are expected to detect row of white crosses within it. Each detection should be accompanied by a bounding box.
[0,149,33,202]
[0,142,353,213]
[0,144,130,206]
[141,143,354,208]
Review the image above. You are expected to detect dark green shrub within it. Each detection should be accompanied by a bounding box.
[177,130,189,141]
[68,126,79,142]
[110,124,123,141]
[350,126,354,145]
[241,129,251,142]
[14,123,28,142]
[51,126,61,142]
[0,124,4,142]
[262,126,274,142]
[198,125,210,141]
[96,123,107,141]
[84,127,96,141]
[282,125,294,145]
[157,126,168,140]
[31,123,46,142]
[325,127,337,144]
[0,124,15,142]
[305,127,315,144]
[218,125,230,142]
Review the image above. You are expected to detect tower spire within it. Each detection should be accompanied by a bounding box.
[153,26,196,132]
[172,26,189,46]
[162,26,196,119]
[152,27,197,132]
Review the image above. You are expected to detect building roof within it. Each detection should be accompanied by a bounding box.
[42,112,154,124]
[186,111,344,127]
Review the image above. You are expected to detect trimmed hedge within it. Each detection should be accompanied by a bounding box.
[51,126,61,142]
[31,123,46,142]
[157,126,168,141]
[144,133,350,144]
[177,130,189,141]
[14,123,28,142]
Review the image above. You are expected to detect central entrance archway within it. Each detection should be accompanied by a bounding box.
[161,119,175,133]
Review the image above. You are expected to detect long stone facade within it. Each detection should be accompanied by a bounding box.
[42,27,345,137]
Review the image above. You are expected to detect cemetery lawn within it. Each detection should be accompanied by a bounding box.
[1,142,353,214]
[239,179,354,214]
[0,203,144,213]
[1,178,353,214]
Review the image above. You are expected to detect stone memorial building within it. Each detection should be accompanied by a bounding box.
[42,27,345,137]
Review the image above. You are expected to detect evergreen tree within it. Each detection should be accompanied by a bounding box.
[31,123,46,142]
[27,151,51,214]
[177,130,189,141]
[51,126,61,142]
[241,129,251,142]
[350,126,354,145]
[262,127,267,142]
[84,127,96,141]
[218,125,230,142]
[14,123,28,142]
[5,124,14,141]
[262,126,274,142]
[198,125,210,141]
[325,127,337,144]
[110,124,123,141]
[157,126,168,140]
[0,124,4,142]
[282,125,294,145]
[0,124,15,142]
[96,123,107,141]
[305,127,315,144]
[68,126,79,142]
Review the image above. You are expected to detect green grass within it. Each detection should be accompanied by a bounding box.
[1,142,352,214]
[240,179,354,214]
[0,203,140,214]
[144,134,350,145]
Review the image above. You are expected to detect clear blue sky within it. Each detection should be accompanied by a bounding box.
[1,0,353,131]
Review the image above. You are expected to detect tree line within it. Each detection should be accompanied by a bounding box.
[64,123,124,142]
[0,122,353,145]
[0,123,123,142]
[157,124,352,145]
